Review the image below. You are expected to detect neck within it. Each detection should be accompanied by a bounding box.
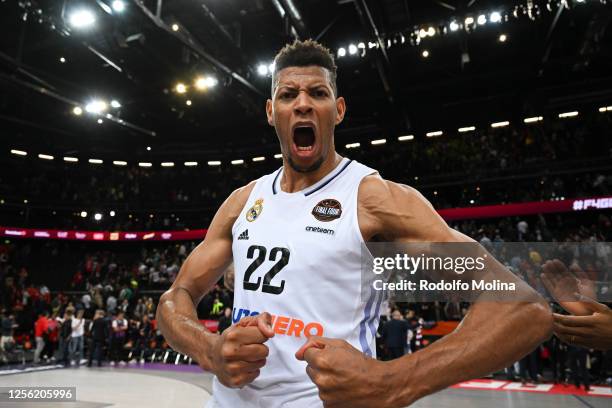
[280,151,343,193]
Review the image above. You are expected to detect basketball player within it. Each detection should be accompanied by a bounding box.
[157,40,552,407]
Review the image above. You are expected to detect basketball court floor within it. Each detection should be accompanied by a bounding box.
[0,364,610,407]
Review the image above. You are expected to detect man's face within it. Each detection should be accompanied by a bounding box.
[392,310,402,320]
[266,66,346,173]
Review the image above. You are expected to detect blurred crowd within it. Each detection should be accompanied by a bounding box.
[0,112,610,230]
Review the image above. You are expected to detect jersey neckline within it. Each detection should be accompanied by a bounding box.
[272,157,353,197]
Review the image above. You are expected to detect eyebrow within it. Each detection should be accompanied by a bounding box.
[276,83,331,91]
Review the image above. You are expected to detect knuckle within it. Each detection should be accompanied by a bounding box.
[220,344,236,360]
[225,330,239,342]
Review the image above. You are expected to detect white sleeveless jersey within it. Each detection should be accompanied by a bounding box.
[208,158,383,408]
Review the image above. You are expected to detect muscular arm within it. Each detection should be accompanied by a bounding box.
[156,182,254,371]
[358,176,553,406]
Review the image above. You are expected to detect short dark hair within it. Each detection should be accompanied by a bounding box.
[271,39,338,97]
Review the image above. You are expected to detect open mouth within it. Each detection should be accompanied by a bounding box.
[293,126,316,152]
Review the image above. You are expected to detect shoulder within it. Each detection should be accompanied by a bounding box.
[358,174,430,209]
[224,180,258,219]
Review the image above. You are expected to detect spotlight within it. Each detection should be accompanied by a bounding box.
[60,57,66,63]
[252,157,265,162]
[161,162,175,167]
[274,154,283,159]
[38,154,54,160]
[63,157,78,162]
[138,162,152,168]
[112,160,127,166]
[231,159,244,165]
[490,12,502,23]
[465,17,474,25]
[89,159,103,164]
[338,47,346,57]
[419,28,428,39]
[184,161,198,166]
[94,213,102,221]
[204,77,217,88]
[458,126,476,133]
[477,15,487,25]
[449,21,460,31]
[171,23,179,32]
[524,116,543,123]
[186,100,192,106]
[345,143,360,149]
[426,131,443,137]
[427,26,435,37]
[397,135,414,141]
[111,0,125,12]
[348,44,358,55]
[207,161,222,166]
[357,42,365,49]
[80,211,88,218]
[97,118,103,124]
[257,64,268,76]
[110,210,116,217]
[73,106,83,116]
[146,146,151,151]
[491,121,510,128]
[371,139,386,145]
[11,149,27,156]
[69,10,96,28]
[175,83,187,94]
[499,34,507,42]
[110,100,121,108]
[422,50,430,58]
[268,63,275,74]
[194,77,207,90]
[558,111,579,118]
[85,100,108,114]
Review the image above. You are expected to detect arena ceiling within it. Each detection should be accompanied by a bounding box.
[0,0,611,161]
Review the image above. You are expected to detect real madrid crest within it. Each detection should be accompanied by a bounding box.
[246,198,264,222]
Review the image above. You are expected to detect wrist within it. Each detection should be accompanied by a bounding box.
[198,331,220,372]
[383,355,423,407]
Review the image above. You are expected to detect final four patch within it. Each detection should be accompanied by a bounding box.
[312,199,342,222]
[246,198,264,222]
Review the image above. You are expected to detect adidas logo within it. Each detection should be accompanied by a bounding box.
[237,229,249,240]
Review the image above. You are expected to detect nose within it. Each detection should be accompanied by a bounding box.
[293,90,313,115]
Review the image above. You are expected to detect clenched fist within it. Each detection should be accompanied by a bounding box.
[209,312,274,388]
[295,336,393,408]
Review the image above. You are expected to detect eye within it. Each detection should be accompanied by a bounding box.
[279,91,296,100]
[314,89,329,98]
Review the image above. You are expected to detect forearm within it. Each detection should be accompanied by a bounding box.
[387,301,552,406]
[156,287,219,370]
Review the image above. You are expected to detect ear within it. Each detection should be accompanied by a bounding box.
[335,96,346,125]
[266,99,274,126]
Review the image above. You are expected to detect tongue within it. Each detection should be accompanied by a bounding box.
[294,127,315,147]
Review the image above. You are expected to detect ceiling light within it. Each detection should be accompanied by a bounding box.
[113,160,127,166]
[111,1,125,13]
[10,149,27,156]
[558,111,579,118]
[398,135,414,141]
[63,157,78,162]
[491,121,510,128]
[69,9,96,29]
[184,161,198,166]
[207,161,221,166]
[458,126,476,133]
[89,158,103,164]
[38,154,54,160]
[161,162,174,167]
[73,106,83,115]
[371,139,386,145]
[524,116,543,123]
[426,131,443,137]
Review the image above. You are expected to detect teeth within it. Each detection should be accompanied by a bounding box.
[297,146,313,151]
